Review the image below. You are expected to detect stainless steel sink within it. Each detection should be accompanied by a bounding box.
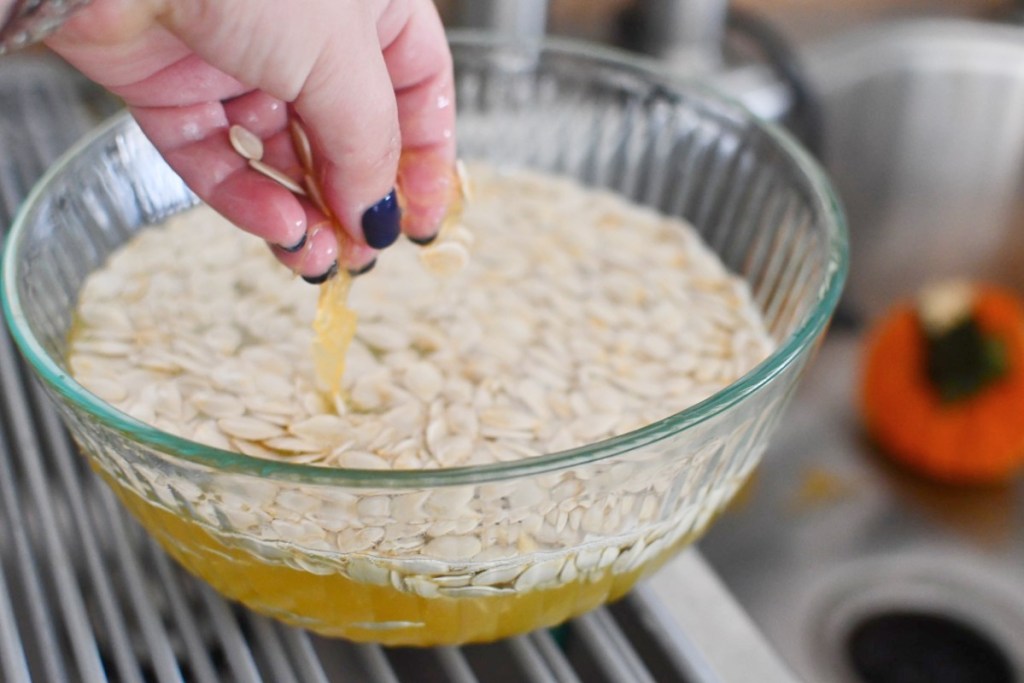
[6,13,1024,682]
[700,18,1024,683]
[810,19,1024,319]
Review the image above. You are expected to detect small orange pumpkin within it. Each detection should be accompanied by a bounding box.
[860,281,1024,484]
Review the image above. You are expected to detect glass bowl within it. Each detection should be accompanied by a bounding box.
[1,34,846,645]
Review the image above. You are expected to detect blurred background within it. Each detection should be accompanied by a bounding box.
[3,1,1024,681]
[434,1,1024,681]
[439,0,1008,40]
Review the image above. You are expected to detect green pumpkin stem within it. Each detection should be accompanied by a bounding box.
[924,316,1008,402]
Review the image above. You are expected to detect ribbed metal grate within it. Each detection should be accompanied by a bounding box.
[0,55,794,683]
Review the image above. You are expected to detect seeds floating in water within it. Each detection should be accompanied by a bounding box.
[71,163,770,468]
[68,164,774,640]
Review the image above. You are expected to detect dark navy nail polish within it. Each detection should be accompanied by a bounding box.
[408,232,439,246]
[302,261,338,285]
[347,258,377,277]
[361,189,401,249]
[279,232,307,253]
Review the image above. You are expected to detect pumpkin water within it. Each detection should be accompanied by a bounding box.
[97,467,701,645]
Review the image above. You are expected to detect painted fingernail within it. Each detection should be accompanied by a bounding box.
[301,261,338,285]
[408,232,439,246]
[347,258,377,277]
[279,232,307,253]
[361,189,401,249]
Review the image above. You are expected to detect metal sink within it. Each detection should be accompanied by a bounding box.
[700,18,1024,683]
[809,19,1024,319]
[5,14,1024,682]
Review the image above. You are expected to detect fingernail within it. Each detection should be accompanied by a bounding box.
[347,258,377,277]
[301,261,338,285]
[408,232,439,246]
[361,189,401,249]
[279,232,307,253]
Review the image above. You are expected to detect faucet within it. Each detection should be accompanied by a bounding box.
[631,0,729,72]
[451,0,815,152]
[454,0,729,72]
[453,0,548,44]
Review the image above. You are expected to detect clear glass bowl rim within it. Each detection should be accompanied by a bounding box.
[1,32,848,488]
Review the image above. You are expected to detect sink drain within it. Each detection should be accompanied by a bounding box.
[801,553,1024,683]
[846,610,1015,683]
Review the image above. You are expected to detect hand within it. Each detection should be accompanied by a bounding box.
[44,0,456,280]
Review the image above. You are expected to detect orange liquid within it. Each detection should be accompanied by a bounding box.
[101,472,695,646]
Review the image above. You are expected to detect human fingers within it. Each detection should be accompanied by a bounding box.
[381,0,457,243]
[47,2,316,267]
[47,1,361,275]
[269,209,379,283]
[129,97,311,256]
[159,0,405,257]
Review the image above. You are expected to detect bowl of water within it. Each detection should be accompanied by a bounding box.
[2,34,846,645]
